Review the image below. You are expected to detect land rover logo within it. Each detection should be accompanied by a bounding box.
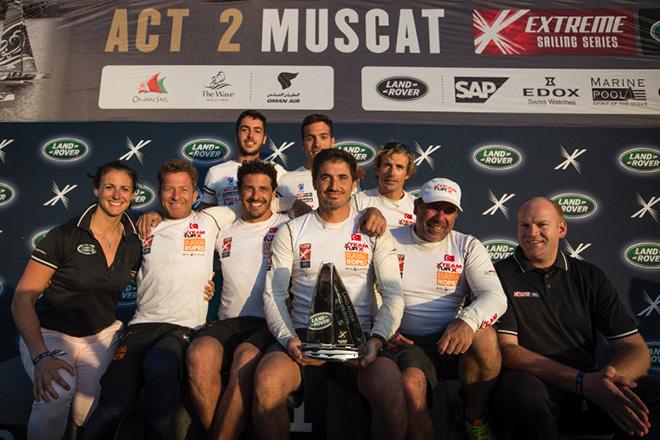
[0,182,15,206]
[376,76,428,101]
[409,188,421,198]
[31,230,50,249]
[649,342,660,371]
[473,146,522,170]
[77,244,97,255]
[618,148,660,173]
[335,141,376,165]
[308,312,332,330]
[551,194,597,219]
[120,281,138,305]
[651,21,660,43]
[624,243,660,269]
[181,139,230,163]
[131,184,155,209]
[42,138,89,162]
[483,240,517,263]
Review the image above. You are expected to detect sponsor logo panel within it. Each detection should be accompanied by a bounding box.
[376,76,428,101]
[618,147,660,173]
[483,239,517,263]
[473,9,636,55]
[181,139,230,163]
[455,77,508,103]
[473,145,522,170]
[335,141,376,165]
[42,138,89,162]
[551,193,598,219]
[624,243,660,269]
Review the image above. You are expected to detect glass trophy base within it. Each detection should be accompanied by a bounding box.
[301,343,362,362]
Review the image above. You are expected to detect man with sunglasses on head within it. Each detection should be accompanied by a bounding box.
[388,177,507,440]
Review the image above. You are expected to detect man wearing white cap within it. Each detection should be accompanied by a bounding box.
[389,177,507,440]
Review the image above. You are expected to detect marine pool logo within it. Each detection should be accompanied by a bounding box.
[0,182,15,207]
[42,138,89,162]
[618,147,660,173]
[131,184,156,209]
[649,342,660,372]
[624,243,660,269]
[483,239,517,263]
[551,193,597,219]
[376,76,428,101]
[181,139,230,163]
[473,145,522,170]
[335,141,376,166]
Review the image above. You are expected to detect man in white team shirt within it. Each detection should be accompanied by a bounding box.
[84,160,235,440]
[254,148,407,440]
[186,161,289,440]
[353,141,417,229]
[389,177,507,440]
[201,109,287,208]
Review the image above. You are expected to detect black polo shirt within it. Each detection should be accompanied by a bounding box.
[31,204,142,337]
[495,247,638,372]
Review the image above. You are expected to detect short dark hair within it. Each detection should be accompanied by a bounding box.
[301,113,333,140]
[91,160,140,192]
[157,159,199,189]
[237,160,278,191]
[375,141,416,177]
[235,110,267,135]
[312,148,357,182]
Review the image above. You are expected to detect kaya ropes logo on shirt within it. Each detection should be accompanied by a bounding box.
[344,234,370,269]
[183,223,206,254]
[436,254,463,288]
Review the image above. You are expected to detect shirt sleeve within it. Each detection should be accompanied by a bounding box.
[352,191,368,211]
[371,229,405,340]
[201,166,218,205]
[456,237,508,332]
[591,266,638,340]
[30,226,66,270]
[203,206,239,229]
[263,222,298,347]
[494,263,518,336]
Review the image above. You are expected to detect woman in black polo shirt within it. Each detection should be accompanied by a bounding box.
[11,160,143,440]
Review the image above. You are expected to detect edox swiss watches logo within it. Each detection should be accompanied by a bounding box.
[181,139,230,163]
[624,243,660,269]
[551,194,597,219]
[618,148,660,173]
[483,239,517,263]
[42,138,89,162]
[335,141,376,166]
[376,77,428,101]
[473,145,522,170]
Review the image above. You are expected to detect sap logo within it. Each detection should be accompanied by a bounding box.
[119,138,151,164]
[552,193,597,219]
[455,77,508,103]
[42,138,89,162]
[334,141,376,165]
[523,77,579,98]
[483,239,517,263]
[376,77,428,101]
[625,243,660,269]
[181,139,230,163]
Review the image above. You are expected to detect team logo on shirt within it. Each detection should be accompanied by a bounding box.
[113,344,128,361]
[435,257,463,288]
[263,227,280,269]
[399,213,415,226]
[513,291,540,298]
[222,237,232,258]
[298,183,304,191]
[397,254,406,277]
[77,243,97,255]
[299,243,312,268]
[345,236,370,269]
[142,235,154,254]
[183,227,206,253]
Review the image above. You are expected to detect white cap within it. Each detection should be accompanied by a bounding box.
[419,178,463,211]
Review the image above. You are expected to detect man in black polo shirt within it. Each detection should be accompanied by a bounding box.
[492,196,660,439]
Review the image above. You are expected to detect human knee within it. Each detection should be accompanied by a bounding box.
[187,338,222,380]
[359,359,404,403]
[229,345,261,381]
[253,358,292,408]
[401,368,428,408]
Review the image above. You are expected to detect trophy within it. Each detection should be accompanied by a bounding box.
[302,262,366,361]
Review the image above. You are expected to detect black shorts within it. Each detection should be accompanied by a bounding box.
[193,316,274,372]
[100,322,193,396]
[395,331,460,392]
[267,328,396,408]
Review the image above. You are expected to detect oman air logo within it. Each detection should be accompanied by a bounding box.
[624,243,660,269]
[42,138,89,162]
[43,181,77,209]
[618,148,660,173]
[473,9,528,54]
[0,182,15,206]
[335,141,376,166]
[413,142,442,171]
[563,240,591,260]
[131,184,155,209]
[552,194,597,219]
[31,230,50,249]
[138,73,167,94]
[0,138,14,163]
[649,341,660,372]
[277,72,298,90]
[638,290,660,317]
[181,139,230,163]
[554,146,587,173]
[455,77,508,103]
[631,194,659,222]
[482,191,516,218]
[264,138,295,167]
[376,76,428,101]
[119,138,151,164]
[473,145,522,170]
[483,239,517,263]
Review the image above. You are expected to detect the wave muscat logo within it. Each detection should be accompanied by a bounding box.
[473,9,636,55]
[624,243,660,269]
[473,145,522,170]
[42,138,89,162]
[619,148,660,173]
[335,141,376,166]
[181,139,230,163]
[552,193,597,219]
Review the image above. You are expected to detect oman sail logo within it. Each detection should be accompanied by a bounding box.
[138,73,168,94]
